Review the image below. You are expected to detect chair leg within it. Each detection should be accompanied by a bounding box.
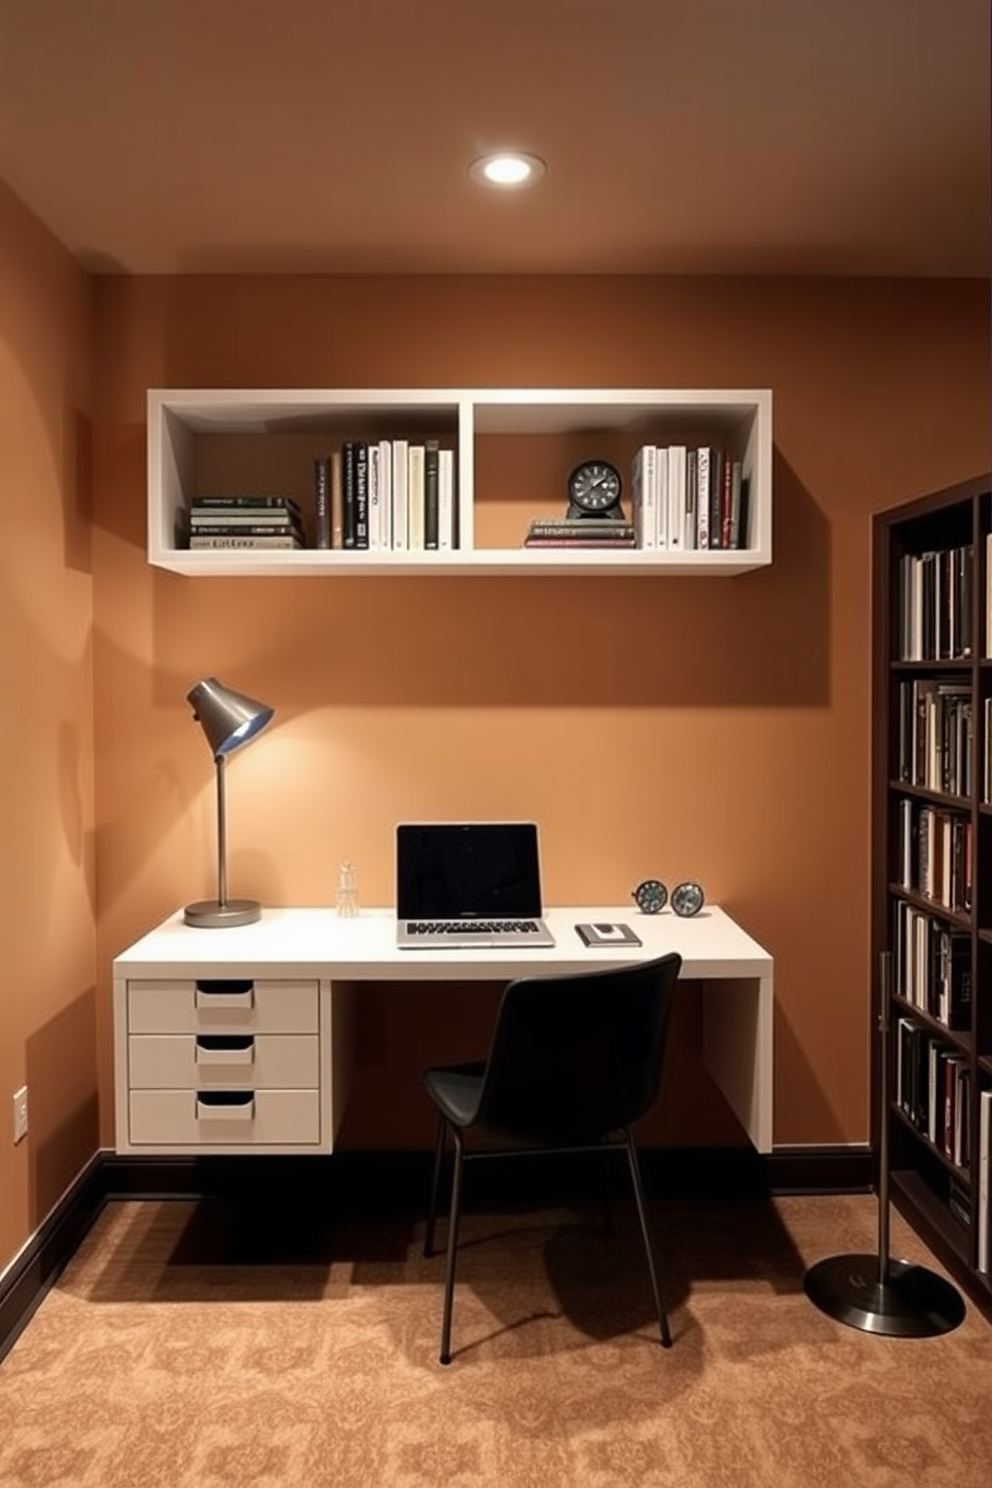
[623,1130,672,1348]
[600,1148,615,1238]
[424,1114,448,1259]
[439,1127,466,1366]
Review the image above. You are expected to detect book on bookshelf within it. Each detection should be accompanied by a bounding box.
[667,445,686,552]
[408,444,425,551]
[191,494,301,512]
[525,517,636,549]
[377,439,393,551]
[438,446,455,550]
[392,438,409,551]
[342,442,357,549]
[424,440,440,550]
[313,457,330,549]
[187,523,303,539]
[631,444,657,551]
[188,533,303,549]
[354,441,369,549]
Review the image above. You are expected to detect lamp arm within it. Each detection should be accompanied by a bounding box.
[215,753,228,910]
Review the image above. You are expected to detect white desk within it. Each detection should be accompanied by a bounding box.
[112,905,774,1156]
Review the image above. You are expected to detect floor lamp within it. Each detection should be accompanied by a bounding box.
[803,952,966,1336]
[184,676,274,929]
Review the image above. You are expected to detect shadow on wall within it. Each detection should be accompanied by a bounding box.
[26,987,100,1226]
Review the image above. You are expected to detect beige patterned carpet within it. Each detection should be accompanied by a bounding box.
[1,1191,991,1487]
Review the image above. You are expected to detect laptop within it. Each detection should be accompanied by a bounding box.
[396,822,556,949]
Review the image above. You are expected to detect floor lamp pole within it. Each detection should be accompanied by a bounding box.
[803,952,966,1336]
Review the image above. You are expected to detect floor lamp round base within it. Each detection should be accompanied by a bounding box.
[183,898,262,929]
[804,1253,966,1337]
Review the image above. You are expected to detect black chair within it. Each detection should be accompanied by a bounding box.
[422,951,683,1364]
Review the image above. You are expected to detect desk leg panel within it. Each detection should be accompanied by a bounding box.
[328,979,356,1151]
[701,975,773,1154]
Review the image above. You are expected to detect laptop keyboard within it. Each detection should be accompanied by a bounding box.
[405,919,544,937]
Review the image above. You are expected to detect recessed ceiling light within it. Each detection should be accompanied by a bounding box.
[469,152,547,189]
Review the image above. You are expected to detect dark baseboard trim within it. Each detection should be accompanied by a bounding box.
[0,1154,107,1366]
[1,1143,872,1365]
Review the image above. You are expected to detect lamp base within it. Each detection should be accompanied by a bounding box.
[803,1254,966,1337]
[183,898,262,929]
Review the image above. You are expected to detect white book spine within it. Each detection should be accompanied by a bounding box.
[378,439,393,551]
[408,444,425,551]
[438,447,455,550]
[697,446,711,549]
[655,446,669,550]
[632,445,657,550]
[392,438,409,550]
[367,444,381,550]
[667,445,686,551]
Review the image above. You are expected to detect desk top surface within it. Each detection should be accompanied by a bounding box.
[114,905,773,982]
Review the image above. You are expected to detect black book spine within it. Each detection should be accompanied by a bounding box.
[314,456,330,549]
[354,442,369,549]
[709,448,724,549]
[342,442,357,549]
[424,440,439,550]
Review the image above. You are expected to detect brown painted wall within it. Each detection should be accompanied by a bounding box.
[0,181,96,1274]
[92,274,990,1155]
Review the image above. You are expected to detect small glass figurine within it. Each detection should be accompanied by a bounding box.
[335,861,359,918]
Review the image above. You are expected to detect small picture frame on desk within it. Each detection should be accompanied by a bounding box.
[575,922,643,948]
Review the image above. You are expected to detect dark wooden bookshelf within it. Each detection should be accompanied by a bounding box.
[873,473,992,1306]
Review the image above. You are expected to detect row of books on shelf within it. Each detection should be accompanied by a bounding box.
[893,902,971,1030]
[630,444,750,551]
[180,495,305,549]
[896,678,973,798]
[896,544,973,662]
[897,1017,992,1272]
[896,799,972,913]
[896,1018,972,1167]
[314,439,456,552]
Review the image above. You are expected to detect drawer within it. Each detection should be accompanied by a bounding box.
[127,978,318,1035]
[128,1033,319,1090]
[128,1088,321,1146]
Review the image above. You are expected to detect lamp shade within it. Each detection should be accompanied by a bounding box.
[187,677,274,758]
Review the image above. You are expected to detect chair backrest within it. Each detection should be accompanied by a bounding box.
[473,952,682,1141]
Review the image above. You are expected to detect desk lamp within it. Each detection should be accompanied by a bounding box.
[184,676,274,929]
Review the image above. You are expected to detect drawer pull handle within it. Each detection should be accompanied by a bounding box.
[196,1091,255,1121]
[195,1035,255,1066]
[195,980,254,1011]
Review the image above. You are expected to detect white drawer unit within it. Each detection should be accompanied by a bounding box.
[112,970,343,1155]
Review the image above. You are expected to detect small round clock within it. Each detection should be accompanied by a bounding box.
[567,459,623,518]
[671,881,705,918]
[633,879,668,915]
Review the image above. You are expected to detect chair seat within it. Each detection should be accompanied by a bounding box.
[424,1062,486,1127]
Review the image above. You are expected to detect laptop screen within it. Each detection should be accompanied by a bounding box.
[396,823,544,920]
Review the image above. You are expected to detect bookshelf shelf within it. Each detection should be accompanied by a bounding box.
[874,472,992,1301]
[147,387,773,577]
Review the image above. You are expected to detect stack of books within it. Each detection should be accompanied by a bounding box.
[183,496,305,550]
[524,517,637,549]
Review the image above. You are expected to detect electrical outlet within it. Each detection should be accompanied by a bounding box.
[12,1086,28,1144]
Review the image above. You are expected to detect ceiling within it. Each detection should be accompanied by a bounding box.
[0,0,988,278]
